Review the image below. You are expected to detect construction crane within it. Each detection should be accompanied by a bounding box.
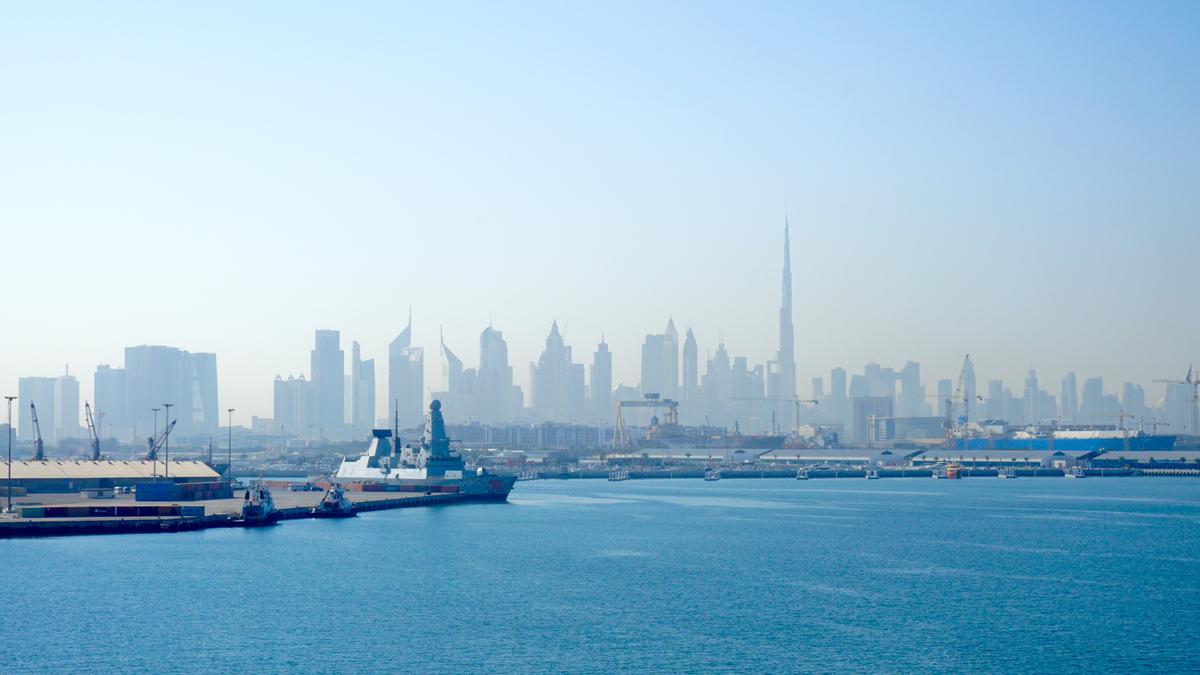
[1154,366,1199,437]
[731,396,818,436]
[85,402,102,461]
[146,419,177,463]
[612,395,679,450]
[29,402,45,461]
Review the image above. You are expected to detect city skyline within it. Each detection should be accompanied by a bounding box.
[2,2,1197,425]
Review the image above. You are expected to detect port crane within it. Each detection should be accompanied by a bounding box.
[612,395,679,450]
[1153,367,1199,437]
[29,402,45,461]
[146,419,177,478]
[85,402,102,461]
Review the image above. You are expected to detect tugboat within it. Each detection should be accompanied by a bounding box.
[1064,465,1087,479]
[312,481,355,518]
[795,467,810,480]
[865,468,881,480]
[704,467,721,482]
[236,480,279,527]
[607,468,630,482]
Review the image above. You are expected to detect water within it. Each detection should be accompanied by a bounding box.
[3,477,1199,673]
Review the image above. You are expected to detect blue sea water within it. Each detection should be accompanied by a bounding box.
[2,477,1199,674]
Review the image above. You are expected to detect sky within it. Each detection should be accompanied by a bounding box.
[1,1,1198,421]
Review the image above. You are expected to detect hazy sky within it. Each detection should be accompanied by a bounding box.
[2,1,1198,421]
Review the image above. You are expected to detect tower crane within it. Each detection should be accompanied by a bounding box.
[30,402,45,461]
[1154,366,1199,437]
[85,402,102,461]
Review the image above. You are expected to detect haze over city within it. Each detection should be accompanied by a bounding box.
[2,1,1197,422]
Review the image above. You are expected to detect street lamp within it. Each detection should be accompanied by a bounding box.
[5,396,16,514]
[162,403,173,479]
[151,407,160,478]
[227,408,235,481]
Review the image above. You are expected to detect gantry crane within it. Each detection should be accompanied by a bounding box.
[29,402,45,461]
[1154,367,1199,437]
[85,402,102,461]
[612,395,679,450]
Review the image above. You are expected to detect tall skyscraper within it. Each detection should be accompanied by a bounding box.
[1061,372,1078,422]
[310,330,345,439]
[590,337,612,425]
[530,321,583,422]
[351,341,376,438]
[899,361,924,417]
[962,358,976,422]
[17,377,56,443]
[53,369,80,441]
[478,326,521,423]
[640,319,679,400]
[830,367,847,425]
[94,364,127,440]
[1023,368,1040,424]
[388,315,424,429]
[124,345,218,439]
[273,374,314,437]
[682,328,698,405]
[768,219,796,400]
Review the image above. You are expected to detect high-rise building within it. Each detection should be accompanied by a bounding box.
[811,377,824,400]
[853,396,893,445]
[768,219,796,401]
[899,361,924,417]
[1081,377,1104,422]
[1024,368,1040,424]
[962,358,976,422]
[530,321,584,422]
[682,328,698,405]
[1061,372,1078,422]
[351,341,376,438]
[590,338,612,425]
[53,370,80,442]
[477,326,521,423]
[124,345,218,439]
[830,367,847,425]
[310,330,345,439]
[388,316,424,430]
[94,365,127,440]
[701,341,733,426]
[273,374,314,437]
[1121,382,1146,422]
[17,377,56,444]
[639,319,680,400]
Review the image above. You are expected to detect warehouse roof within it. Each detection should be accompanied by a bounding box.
[1094,451,1200,462]
[0,460,220,480]
[914,449,1091,461]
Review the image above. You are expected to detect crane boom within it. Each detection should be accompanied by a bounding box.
[30,403,45,461]
[146,419,177,461]
[85,402,102,461]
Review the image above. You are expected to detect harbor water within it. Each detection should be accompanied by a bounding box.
[2,477,1198,673]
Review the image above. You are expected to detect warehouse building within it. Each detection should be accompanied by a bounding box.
[0,460,221,493]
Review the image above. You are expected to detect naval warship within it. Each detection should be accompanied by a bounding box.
[335,400,515,500]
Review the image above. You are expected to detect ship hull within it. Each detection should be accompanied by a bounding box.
[951,435,1176,453]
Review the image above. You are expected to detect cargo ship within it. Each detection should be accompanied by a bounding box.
[335,400,515,500]
[950,429,1176,453]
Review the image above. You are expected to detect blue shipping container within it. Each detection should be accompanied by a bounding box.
[134,482,179,501]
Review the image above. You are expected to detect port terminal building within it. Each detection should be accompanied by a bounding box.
[0,460,221,494]
[1091,451,1200,470]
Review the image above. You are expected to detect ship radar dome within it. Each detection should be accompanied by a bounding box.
[430,399,442,411]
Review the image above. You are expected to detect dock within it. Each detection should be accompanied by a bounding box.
[0,489,493,539]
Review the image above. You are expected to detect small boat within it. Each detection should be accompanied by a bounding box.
[865,468,880,480]
[795,467,809,480]
[607,469,630,482]
[704,468,721,482]
[312,482,355,518]
[236,480,279,527]
[945,463,964,480]
[1064,465,1086,479]
[931,464,948,479]
[997,467,1018,479]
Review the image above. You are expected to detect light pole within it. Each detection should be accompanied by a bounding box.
[151,407,160,478]
[227,408,235,481]
[5,396,16,514]
[162,403,173,479]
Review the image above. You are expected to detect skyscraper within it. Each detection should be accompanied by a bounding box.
[640,319,679,400]
[530,321,582,422]
[682,328,698,406]
[1061,372,1078,422]
[17,377,56,444]
[53,369,80,442]
[124,345,218,439]
[1023,368,1040,424]
[273,374,314,437]
[478,326,521,423]
[590,337,612,424]
[310,330,345,439]
[388,315,424,429]
[768,219,796,400]
[351,341,376,438]
[94,364,127,440]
